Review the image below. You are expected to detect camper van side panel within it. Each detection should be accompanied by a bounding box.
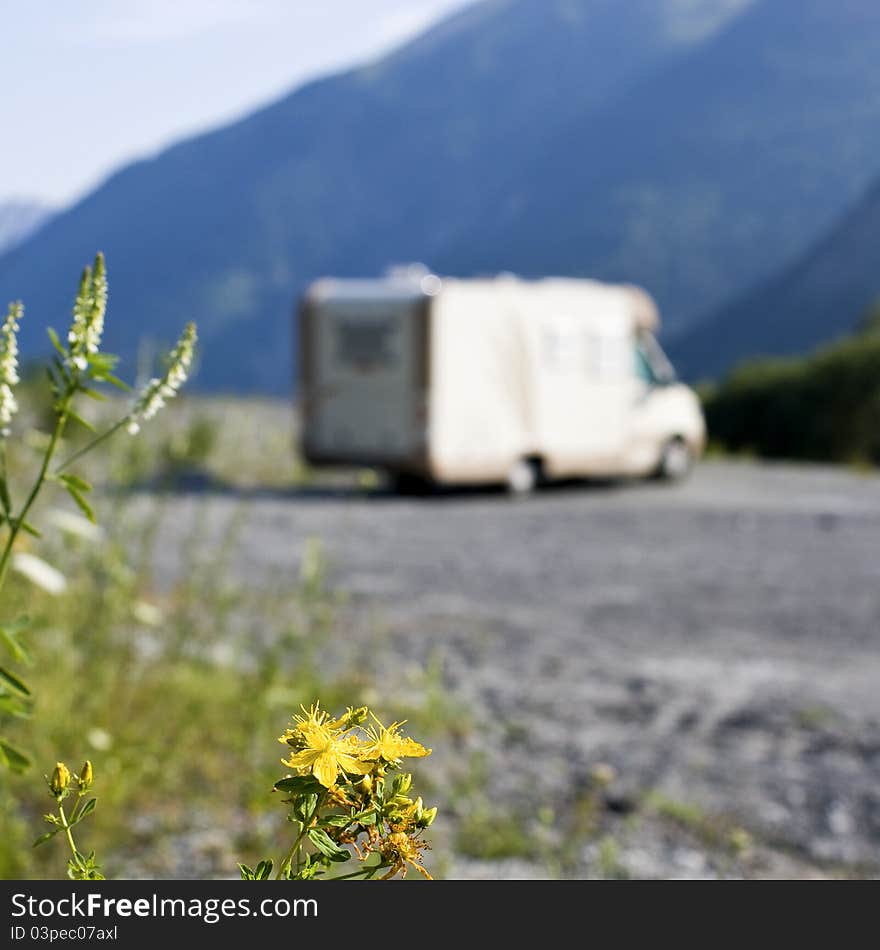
[529,283,640,478]
[428,283,531,483]
[298,295,317,461]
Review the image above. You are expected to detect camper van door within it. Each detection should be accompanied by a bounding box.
[533,297,635,476]
[306,294,423,463]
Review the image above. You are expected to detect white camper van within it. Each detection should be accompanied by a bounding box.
[298,271,705,493]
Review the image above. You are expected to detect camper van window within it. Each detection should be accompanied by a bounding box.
[335,318,396,369]
[635,345,656,383]
[542,321,585,374]
[635,333,677,385]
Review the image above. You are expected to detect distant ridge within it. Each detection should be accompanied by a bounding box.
[0,201,52,255]
[2,0,880,392]
[670,177,880,380]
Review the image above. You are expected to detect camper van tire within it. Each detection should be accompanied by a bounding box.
[389,472,433,496]
[654,437,693,482]
[505,457,542,496]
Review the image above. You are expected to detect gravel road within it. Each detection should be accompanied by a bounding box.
[146,459,880,878]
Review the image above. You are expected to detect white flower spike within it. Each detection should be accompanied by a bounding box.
[127,322,197,435]
[67,252,108,372]
[0,301,23,436]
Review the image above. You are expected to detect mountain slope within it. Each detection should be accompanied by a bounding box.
[669,178,880,379]
[434,0,880,340]
[0,0,752,393]
[0,201,51,255]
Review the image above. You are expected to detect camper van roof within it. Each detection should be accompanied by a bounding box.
[305,275,661,330]
[621,284,661,331]
[306,277,428,303]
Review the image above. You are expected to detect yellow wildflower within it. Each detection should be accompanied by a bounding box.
[327,706,368,730]
[377,831,432,880]
[363,717,431,765]
[279,703,371,788]
[50,762,71,797]
[387,794,423,829]
[278,702,326,750]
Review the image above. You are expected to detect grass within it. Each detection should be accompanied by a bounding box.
[0,390,456,878]
[595,836,630,880]
[454,811,533,861]
[3,388,867,880]
[0,496,359,877]
[0,388,500,880]
[644,791,753,858]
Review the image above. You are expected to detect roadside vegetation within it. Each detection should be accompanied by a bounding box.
[0,257,440,882]
[700,301,880,466]
[3,257,873,881]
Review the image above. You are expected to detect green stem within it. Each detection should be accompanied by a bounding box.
[322,867,377,881]
[275,790,326,880]
[276,826,310,880]
[0,441,10,518]
[54,415,129,475]
[0,393,73,592]
[57,803,78,863]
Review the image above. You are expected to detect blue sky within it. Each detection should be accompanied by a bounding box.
[1,0,474,208]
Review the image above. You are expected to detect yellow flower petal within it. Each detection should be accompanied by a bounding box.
[281,749,319,770]
[364,719,431,763]
[336,753,372,776]
[312,751,340,788]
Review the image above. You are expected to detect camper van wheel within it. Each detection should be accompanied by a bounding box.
[389,472,432,496]
[505,458,541,496]
[655,438,693,482]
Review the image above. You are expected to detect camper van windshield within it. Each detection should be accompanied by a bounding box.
[636,332,677,385]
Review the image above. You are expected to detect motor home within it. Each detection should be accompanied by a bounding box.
[298,271,705,492]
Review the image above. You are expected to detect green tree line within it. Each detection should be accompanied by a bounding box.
[700,301,880,465]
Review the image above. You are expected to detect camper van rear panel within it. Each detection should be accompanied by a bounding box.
[300,289,429,469]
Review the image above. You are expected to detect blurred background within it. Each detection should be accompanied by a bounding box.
[1,0,878,879]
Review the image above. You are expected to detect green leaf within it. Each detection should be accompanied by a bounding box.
[87,352,119,373]
[0,738,32,773]
[0,666,31,696]
[70,798,97,825]
[4,615,31,635]
[62,483,96,523]
[33,828,63,848]
[47,327,68,358]
[100,373,130,392]
[51,355,72,386]
[79,387,106,402]
[58,473,93,494]
[18,520,42,539]
[274,775,325,795]
[306,828,351,863]
[255,859,273,880]
[66,409,96,433]
[238,864,255,880]
[290,793,320,825]
[0,616,32,665]
[0,694,30,717]
[46,366,61,400]
[320,814,355,828]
